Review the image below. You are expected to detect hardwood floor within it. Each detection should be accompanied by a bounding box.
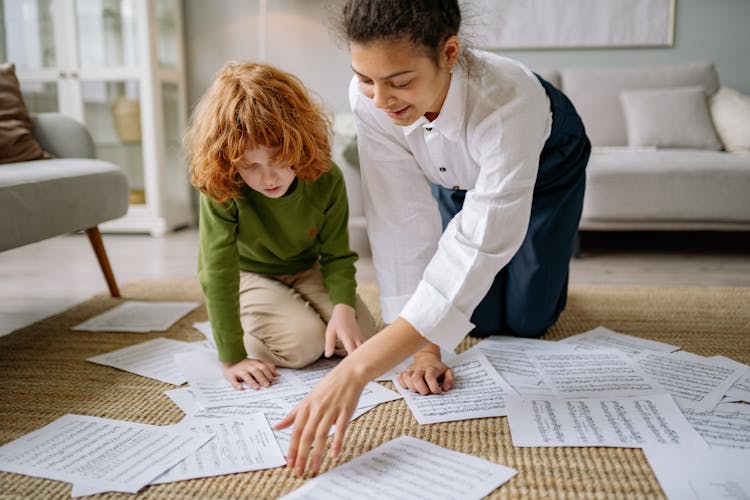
[1,228,748,336]
[572,231,750,286]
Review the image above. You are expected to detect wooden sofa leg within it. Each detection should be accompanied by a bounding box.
[85,227,121,297]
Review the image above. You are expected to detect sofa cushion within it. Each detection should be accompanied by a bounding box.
[581,149,750,226]
[620,86,721,150]
[562,61,720,147]
[0,159,129,250]
[0,63,51,164]
[710,86,750,154]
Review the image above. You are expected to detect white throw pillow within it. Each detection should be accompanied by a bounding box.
[620,86,722,150]
[709,86,750,154]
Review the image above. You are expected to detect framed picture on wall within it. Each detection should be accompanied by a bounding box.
[469,0,676,50]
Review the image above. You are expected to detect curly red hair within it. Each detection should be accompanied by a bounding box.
[184,62,332,203]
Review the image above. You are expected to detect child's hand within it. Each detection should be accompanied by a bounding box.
[222,358,278,390]
[324,303,366,357]
[397,345,454,395]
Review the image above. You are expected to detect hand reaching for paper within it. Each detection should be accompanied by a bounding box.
[222,358,278,390]
[397,343,455,395]
[275,362,367,476]
[276,317,430,476]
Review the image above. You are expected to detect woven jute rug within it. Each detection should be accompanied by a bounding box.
[1,279,748,499]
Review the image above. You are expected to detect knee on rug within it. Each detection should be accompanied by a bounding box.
[244,319,326,369]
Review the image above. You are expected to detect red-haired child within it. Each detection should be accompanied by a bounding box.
[184,62,376,390]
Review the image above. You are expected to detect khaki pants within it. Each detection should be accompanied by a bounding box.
[239,265,377,368]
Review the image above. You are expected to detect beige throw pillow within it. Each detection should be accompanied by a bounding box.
[709,86,750,154]
[0,63,51,164]
[620,86,722,150]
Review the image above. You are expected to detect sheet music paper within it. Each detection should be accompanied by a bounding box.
[635,351,747,410]
[280,435,517,500]
[506,394,707,448]
[394,349,518,425]
[560,326,680,357]
[530,349,663,397]
[165,381,398,456]
[285,356,341,385]
[0,414,212,495]
[192,321,218,351]
[643,446,750,499]
[87,337,199,385]
[682,403,750,449]
[468,336,556,385]
[723,366,750,403]
[507,379,555,397]
[72,301,200,332]
[151,415,285,484]
[173,349,308,408]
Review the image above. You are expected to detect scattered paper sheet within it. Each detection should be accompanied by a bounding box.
[530,349,663,397]
[468,336,556,386]
[394,349,518,425]
[285,356,341,386]
[507,379,556,397]
[643,446,750,499]
[152,415,285,484]
[636,351,747,410]
[72,301,200,332]
[87,337,200,385]
[192,321,218,351]
[279,435,517,500]
[173,349,308,408]
[682,403,750,449]
[506,393,708,448]
[560,326,680,357]
[723,367,750,403]
[285,357,402,409]
[0,414,213,495]
[165,379,400,456]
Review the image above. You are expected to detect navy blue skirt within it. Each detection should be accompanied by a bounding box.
[431,75,590,338]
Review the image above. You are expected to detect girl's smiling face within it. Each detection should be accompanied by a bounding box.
[237,146,296,198]
[350,36,459,126]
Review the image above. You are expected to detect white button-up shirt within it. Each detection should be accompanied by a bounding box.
[350,50,552,351]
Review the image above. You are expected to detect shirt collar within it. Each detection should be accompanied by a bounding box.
[400,66,467,142]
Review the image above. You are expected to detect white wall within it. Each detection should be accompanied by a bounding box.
[184,0,351,116]
[184,0,750,115]
[497,0,750,95]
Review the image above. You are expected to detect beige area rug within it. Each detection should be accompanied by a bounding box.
[1,279,748,499]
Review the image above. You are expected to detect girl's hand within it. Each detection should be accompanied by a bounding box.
[324,303,366,357]
[222,358,278,390]
[275,363,367,476]
[396,344,454,395]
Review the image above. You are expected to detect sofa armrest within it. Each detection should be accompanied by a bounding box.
[31,113,96,159]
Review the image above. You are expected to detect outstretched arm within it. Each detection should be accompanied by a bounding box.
[275,317,429,476]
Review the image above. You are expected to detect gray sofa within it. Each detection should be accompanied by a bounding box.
[0,113,129,296]
[334,60,750,257]
[548,60,750,231]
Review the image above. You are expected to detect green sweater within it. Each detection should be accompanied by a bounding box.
[198,163,358,362]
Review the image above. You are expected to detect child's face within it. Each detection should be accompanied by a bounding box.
[237,146,296,198]
[350,36,454,126]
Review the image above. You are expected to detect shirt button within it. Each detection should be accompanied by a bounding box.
[439,167,446,172]
[425,126,433,131]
